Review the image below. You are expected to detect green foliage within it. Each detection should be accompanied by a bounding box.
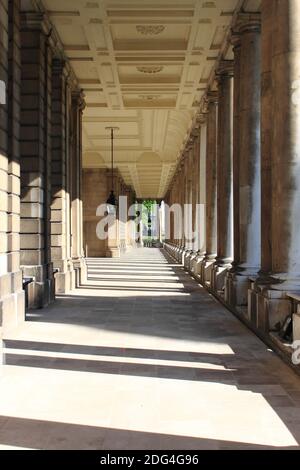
[143,199,155,213]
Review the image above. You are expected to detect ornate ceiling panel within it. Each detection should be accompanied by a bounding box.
[36,0,255,198]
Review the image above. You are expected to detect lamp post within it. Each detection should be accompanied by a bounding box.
[105,126,120,213]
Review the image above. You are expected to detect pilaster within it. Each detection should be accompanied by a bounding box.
[20,11,55,308]
[50,58,75,293]
[71,89,87,285]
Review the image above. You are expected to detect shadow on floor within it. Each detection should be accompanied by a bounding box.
[3,249,300,449]
[0,415,297,450]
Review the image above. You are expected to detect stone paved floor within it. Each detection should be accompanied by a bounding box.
[1,248,300,449]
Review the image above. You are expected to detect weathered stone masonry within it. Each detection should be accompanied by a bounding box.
[0,0,24,333]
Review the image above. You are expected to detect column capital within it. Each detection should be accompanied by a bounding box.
[190,128,200,140]
[21,12,60,55]
[21,12,51,34]
[72,89,86,111]
[195,113,207,126]
[216,60,234,78]
[235,12,261,34]
[186,137,195,149]
[230,32,241,50]
[205,91,218,106]
[52,57,68,75]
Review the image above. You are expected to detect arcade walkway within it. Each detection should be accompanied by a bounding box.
[1,248,300,449]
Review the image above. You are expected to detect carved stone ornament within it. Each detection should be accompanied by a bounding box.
[136,25,165,35]
[137,66,163,74]
[138,95,161,101]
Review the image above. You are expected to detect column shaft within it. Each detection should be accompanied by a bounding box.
[254,1,300,333]
[198,120,207,260]
[226,14,261,307]
[260,0,274,275]
[216,63,234,266]
[202,92,218,284]
[271,0,300,279]
[238,16,261,273]
[231,35,241,267]
[213,62,234,292]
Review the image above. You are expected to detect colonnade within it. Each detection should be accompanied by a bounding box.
[165,1,300,346]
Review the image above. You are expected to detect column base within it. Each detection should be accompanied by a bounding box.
[54,270,75,294]
[183,249,193,270]
[246,274,300,333]
[172,245,181,263]
[106,247,121,258]
[189,251,199,274]
[173,245,181,262]
[225,270,256,308]
[211,263,231,296]
[53,259,77,294]
[192,253,205,280]
[119,241,128,254]
[0,271,25,336]
[255,287,292,333]
[22,264,55,309]
[201,257,216,287]
[294,313,300,341]
[73,257,87,286]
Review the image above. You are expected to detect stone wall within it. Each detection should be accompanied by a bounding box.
[0,0,25,334]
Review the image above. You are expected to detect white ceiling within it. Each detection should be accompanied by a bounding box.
[36,0,260,198]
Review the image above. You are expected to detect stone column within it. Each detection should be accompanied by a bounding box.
[194,117,207,278]
[202,91,218,285]
[71,90,87,285]
[256,0,300,332]
[226,14,261,308]
[260,1,273,277]
[271,0,300,282]
[183,143,194,268]
[181,151,187,256]
[0,0,25,333]
[192,131,200,250]
[247,1,275,326]
[175,159,185,262]
[50,59,75,293]
[212,61,234,294]
[190,126,201,273]
[167,178,178,250]
[20,12,54,308]
[173,174,179,249]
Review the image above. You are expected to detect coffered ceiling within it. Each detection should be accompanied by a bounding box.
[36,0,261,198]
